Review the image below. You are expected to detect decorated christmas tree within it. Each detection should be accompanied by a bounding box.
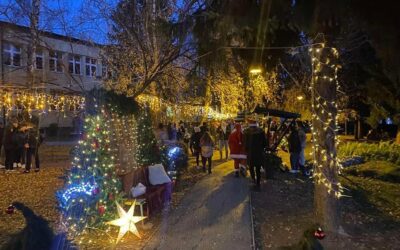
[135,106,160,166]
[57,111,122,239]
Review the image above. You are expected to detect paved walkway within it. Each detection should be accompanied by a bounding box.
[144,161,252,250]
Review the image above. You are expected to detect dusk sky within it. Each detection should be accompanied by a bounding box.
[0,0,115,44]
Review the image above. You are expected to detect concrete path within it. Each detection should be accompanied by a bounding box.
[144,161,253,250]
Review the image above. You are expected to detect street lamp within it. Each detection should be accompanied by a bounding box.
[249,68,262,75]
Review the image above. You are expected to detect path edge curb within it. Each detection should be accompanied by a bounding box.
[250,191,256,250]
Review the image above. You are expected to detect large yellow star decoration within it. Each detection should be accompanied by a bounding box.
[106,201,147,243]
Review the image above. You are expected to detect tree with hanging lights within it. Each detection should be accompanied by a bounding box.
[135,106,160,166]
[57,110,122,241]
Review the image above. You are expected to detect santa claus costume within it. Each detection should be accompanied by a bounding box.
[228,123,247,177]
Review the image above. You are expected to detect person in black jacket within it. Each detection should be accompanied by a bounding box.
[287,124,302,174]
[190,127,202,168]
[3,119,19,172]
[24,127,43,173]
[0,120,4,157]
[244,118,267,191]
[15,125,27,168]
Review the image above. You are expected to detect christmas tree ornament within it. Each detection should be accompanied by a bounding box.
[107,201,146,243]
[314,227,326,239]
[6,205,15,214]
[98,204,106,215]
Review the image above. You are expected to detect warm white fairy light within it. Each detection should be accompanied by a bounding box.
[61,108,129,247]
[0,89,85,117]
[309,43,345,199]
[136,94,235,120]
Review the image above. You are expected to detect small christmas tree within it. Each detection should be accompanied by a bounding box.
[57,112,122,239]
[135,106,160,166]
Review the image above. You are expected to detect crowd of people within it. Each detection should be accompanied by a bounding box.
[155,118,308,191]
[0,118,43,173]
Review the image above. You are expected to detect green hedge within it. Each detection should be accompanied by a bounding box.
[338,141,400,165]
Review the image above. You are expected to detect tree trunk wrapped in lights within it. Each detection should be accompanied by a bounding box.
[310,43,343,234]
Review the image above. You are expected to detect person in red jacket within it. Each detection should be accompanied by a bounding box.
[228,123,247,177]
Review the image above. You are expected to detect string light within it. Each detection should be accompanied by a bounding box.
[309,43,345,199]
[0,89,85,117]
[136,94,235,120]
[57,108,123,246]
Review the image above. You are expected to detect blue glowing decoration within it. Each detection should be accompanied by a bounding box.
[168,146,181,158]
[60,182,98,207]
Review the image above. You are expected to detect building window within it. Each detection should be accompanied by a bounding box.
[3,43,21,66]
[102,65,107,78]
[49,51,63,72]
[35,50,43,69]
[69,54,81,75]
[85,57,97,77]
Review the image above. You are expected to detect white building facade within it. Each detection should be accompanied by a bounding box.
[0,21,105,129]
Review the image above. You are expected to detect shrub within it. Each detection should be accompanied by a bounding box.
[338,141,400,165]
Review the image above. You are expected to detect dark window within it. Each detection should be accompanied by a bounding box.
[3,43,21,66]
[69,54,81,75]
[85,57,97,76]
[35,50,43,69]
[49,51,63,72]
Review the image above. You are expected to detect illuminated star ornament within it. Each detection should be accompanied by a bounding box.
[107,201,146,243]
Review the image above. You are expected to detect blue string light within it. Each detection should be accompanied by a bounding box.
[60,182,98,207]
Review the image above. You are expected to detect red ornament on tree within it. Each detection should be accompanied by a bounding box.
[91,139,99,149]
[6,205,15,215]
[314,227,326,240]
[98,205,105,216]
[108,193,114,201]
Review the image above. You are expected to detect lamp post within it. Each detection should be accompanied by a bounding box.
[249,68,262,75]
[242,67,262,115]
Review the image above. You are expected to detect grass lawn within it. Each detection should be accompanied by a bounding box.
[254,136,400,249]
[341,161,400,220]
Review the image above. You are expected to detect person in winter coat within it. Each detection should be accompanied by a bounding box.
[200,131,214,174]
[168,123,177,141]
[297,121,307,173]
[244,119,267,191]
[24,127,43,173]
[15,126,27,168]
[155,123,169,144]
[3,119,19,172]
[190,127,202,168]
[287,124,302,174]
[216,123,229,160]
[0,120,4,155]
[228,123,247,177]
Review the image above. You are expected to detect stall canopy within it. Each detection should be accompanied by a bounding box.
[253,107,301,119]
[252,106,301,152]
